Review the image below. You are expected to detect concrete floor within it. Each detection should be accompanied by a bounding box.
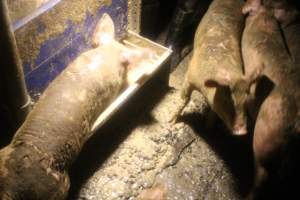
[67,53,254,200]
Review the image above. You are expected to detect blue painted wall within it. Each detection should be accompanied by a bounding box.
[15,0,128,100]
[0,0,128,139]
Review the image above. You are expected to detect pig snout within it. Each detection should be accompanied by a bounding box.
[222,112,248,136]
[230,110,248,136]
[232,119,248,135]
[233,123,247,135]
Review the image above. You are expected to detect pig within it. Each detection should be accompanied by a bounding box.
[241,0,297,120]
[266,0,300,64]
[170,0,261,136]
[0,14,143,200]
[242,0,300,198]
[251,87,300,199]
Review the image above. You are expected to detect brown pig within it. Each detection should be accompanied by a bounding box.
[255,0,300,66]
[241,0,296,120]
[267,1,300,65]
[242,1,300,198]
[251,86,300,199]
[170,0,260,136]
[0,14,143,200]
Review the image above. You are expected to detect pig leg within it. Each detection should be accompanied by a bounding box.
[169,77,193,123]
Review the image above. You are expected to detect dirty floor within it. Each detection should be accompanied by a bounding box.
[67,53,254,200]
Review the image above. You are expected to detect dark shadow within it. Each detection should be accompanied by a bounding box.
[0,105,15,148]
[248,76,274,124]
[179,112,254,198]
[252,133,300,200]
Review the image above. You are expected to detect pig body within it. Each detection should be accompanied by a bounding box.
[262,0,300,64]
[242,1,294,85]
[0,14,140,200]
[252,87,300,199]
[242,1,300,198]
[171,0,258,135]
[0,41,127,200]
[242,0,297,120]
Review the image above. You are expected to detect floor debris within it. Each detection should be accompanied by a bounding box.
[68,52,254,200]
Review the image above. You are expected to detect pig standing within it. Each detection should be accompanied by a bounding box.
[242,1,300,198]
[0,14,141,200]
[170,0,260,136]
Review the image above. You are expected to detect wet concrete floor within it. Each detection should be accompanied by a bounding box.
[67,53,254,200]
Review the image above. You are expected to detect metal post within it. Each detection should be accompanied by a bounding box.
[0,0,31,133]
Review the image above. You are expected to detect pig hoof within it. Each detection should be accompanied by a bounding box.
[232,129,247,136]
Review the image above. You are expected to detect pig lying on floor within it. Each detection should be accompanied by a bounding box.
[0,14,144,200]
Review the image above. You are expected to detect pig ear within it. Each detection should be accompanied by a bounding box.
[119,48,150,67]
[205,69,232,88]
[92,13,115,47]
[246,66,266,86]
[242,0,262,15]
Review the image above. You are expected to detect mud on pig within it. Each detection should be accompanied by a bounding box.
[242,1,300,198]
[170,0,261,136]
[0,14,143,200]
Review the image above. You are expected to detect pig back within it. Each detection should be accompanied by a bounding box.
[188,0,244,97]
[242,7,293,85]
[12,43,127,171]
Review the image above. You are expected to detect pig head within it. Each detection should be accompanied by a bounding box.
[203,68,262,135]
[170,0,260,136]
